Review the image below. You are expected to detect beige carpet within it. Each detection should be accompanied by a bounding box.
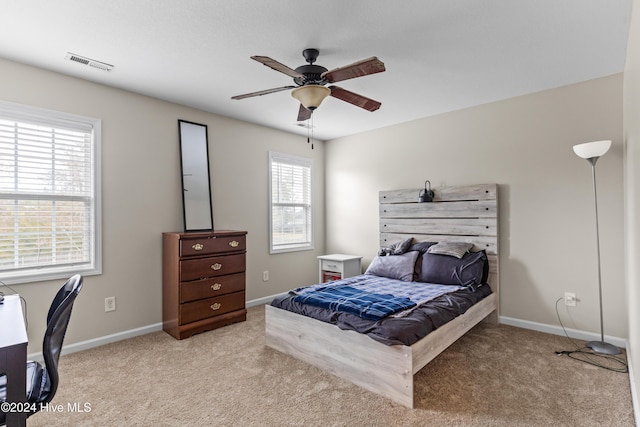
[28,305,634,427]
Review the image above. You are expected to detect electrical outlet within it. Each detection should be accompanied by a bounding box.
[564,292,577,307]
[105,296,116,312]
[263,271,269,282]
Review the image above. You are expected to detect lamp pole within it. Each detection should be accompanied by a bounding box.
[583,156,620,355]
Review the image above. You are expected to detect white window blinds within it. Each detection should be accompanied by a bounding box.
[269,152,313,253]
[0,101,101,284]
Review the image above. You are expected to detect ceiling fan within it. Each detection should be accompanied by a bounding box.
[231,49,385,121]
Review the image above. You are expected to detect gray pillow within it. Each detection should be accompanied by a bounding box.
[408,241,437,253]
[427,241,473,259]
[365,251,419,282]
[418,250,488,288]
[378,237,414,256]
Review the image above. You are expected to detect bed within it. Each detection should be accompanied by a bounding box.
[265,183,499,408]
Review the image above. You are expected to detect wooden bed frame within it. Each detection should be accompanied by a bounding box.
[265,184,499,408]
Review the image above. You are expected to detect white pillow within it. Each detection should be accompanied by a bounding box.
[426,241,473,259]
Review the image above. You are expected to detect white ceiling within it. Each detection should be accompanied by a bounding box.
[0,0,633,141]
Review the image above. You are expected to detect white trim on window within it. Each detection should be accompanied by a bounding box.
[0,101,102,284]
[269,151,313,254]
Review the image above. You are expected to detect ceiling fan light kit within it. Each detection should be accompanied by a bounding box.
[232,48,385,121]
[291,85,331,110]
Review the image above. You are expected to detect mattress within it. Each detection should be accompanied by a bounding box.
[271,274,492,346]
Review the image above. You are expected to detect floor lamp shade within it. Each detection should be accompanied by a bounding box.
[573,140,611,161]
[572,139,619,355]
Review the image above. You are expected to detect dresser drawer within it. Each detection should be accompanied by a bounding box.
[180,273,245,303]
[180,292,245,324]
[321,259,342,273]
[180,235,246,257]
[180,253,245,281]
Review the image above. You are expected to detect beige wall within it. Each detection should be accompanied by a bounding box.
[0,58,325,353]
[325,74,627,338]
[0,55,630,357]
[624,0,640,413]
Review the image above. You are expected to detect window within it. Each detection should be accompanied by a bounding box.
[269,151,313,253]
[0,101,101,284]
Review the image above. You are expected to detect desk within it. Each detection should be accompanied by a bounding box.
[0,295,28,427]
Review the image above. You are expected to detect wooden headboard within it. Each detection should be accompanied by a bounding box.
[379,184,499,315]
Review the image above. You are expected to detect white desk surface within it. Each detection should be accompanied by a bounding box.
[0,295,28,347]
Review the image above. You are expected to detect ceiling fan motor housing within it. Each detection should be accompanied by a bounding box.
[302,48,319,63]
[293,64,328,86]
[293,49,328,86]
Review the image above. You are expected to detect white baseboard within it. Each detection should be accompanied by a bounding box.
[27,323,163,361]
[28,293,287,361]
[627,342,640,427]
[246,292,287,308]
[499,315,627,348]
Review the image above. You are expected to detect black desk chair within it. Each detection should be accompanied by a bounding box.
[0,274,83,425]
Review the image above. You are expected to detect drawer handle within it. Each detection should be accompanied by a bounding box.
[192,243,204,251]
[327,263,337,269]
[211,283,222,291]
[211,263,222,271]
[229,240,239,248]
[210,303,221,311]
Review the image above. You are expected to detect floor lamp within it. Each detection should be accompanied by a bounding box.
[572,140,620,355]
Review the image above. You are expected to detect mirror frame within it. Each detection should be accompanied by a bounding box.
[178,120,214,231]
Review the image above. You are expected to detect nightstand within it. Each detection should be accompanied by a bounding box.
[317,254,362,283]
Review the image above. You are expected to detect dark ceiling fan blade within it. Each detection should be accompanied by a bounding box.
[322,57,385,83]
[231,86,296,100]
[297,104,312,121]
[329,86,381,111]
[251,56,305,79]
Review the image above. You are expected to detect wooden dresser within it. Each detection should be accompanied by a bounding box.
[162,230,247,339]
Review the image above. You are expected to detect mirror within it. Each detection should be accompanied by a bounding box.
[178,120,213,231]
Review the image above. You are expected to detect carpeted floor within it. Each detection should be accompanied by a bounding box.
[27,305,634,426]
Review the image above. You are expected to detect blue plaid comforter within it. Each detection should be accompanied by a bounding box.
[291,275,463,320]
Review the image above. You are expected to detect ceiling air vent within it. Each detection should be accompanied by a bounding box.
[65,53,114,72]
[294,122,314,129]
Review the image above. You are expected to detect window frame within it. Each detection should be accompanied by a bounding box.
[0,100,102,285]
[268,151,314,254]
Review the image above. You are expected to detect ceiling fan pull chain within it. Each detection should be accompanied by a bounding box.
[311,112,313,150]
